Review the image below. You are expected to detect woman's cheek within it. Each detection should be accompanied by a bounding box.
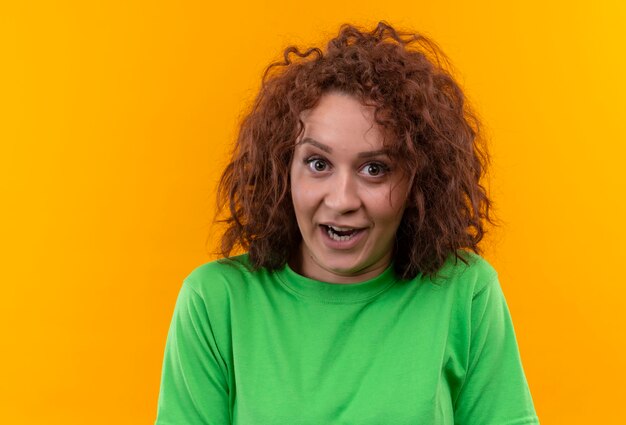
[292,179,320,215]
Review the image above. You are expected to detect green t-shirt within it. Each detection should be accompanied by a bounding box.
[155,253,539,424]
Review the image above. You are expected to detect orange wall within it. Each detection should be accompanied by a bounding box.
[1,1,625,423]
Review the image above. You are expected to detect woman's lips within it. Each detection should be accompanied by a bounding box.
[319,224,367,249]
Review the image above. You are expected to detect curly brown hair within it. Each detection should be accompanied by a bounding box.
[216,21,495,279]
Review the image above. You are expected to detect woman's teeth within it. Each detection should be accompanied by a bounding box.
[325,225,359,241]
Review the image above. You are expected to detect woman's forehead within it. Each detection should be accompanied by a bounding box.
[298,93,384,143]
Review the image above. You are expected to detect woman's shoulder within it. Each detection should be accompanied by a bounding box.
[181,254,258,301]
[186,253,254,280]
[429,250,499,295]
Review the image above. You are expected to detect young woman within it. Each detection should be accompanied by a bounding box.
[155,22,539,425]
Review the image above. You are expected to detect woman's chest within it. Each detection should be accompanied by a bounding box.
[226,293,467,424]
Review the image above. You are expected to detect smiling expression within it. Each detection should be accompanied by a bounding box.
[289,92,410,284]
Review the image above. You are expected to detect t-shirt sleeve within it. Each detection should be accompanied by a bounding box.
[453,273,540,425]
[155,279,230,425]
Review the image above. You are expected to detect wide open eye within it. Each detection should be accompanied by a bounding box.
[306,157,329,172]
[360,162,390,177]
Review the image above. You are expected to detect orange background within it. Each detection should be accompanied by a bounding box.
[2,1,625,423]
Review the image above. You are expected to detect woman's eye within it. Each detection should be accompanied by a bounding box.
[306,158,329,172]
[361,162,389,177]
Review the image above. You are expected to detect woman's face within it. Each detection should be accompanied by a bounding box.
[290,92,409,284]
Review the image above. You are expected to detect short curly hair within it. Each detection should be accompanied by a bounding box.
[216,21,494,279]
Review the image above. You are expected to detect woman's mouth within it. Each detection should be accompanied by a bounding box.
[321,225,363,242]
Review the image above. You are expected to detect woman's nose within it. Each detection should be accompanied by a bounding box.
[324,171,362,214]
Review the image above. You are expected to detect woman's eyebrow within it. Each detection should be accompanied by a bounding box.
[297,138,332,153]
[357,149,389,158]
[297,137,390,158]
